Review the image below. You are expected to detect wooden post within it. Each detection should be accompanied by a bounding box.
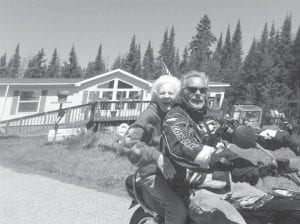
[52,103,63,149]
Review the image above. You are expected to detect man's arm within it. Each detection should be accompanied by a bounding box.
[162,112,216,170]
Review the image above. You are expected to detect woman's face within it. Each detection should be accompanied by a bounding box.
[182,77,208,110]
[156,83,177,113]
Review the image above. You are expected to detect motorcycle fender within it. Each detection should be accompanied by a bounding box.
[129,200,138,209]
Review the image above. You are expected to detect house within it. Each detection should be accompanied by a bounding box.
[0,69,229,122]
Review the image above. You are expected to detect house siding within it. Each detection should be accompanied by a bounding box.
[0,70,229,122]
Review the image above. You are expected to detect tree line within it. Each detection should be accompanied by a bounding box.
[0,14,299,113]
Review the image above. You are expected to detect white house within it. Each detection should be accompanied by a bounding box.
[0,69,229,122]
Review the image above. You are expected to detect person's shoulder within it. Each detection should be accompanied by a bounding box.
[164,106,188,122]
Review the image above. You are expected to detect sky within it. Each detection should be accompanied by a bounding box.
[0,0,300,68]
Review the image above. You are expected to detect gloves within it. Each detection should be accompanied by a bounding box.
[209,146,261,185]
[209,147,241,171]
[231,166,260,185]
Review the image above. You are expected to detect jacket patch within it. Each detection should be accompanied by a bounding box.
[171,125,199,150]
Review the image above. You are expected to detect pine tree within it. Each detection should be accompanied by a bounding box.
[209,33,223,81]
[0,53,7,77]
[124,35,141,75]
[7,44,21,78]
[167,26,176,74]
[179,46,189,76]
[84,61,95,78]
[174,48,180,77]
[219,26,232,82]
[24,49,47,78]
[111,54,124,70]
[61,45,82,78]
[136,44,142,76]
[189,15,216,72]
[158,28,169,64]
[142,41,156,79]
[291,26,300,105]
[94,44,105,75]
[46,48,60,78]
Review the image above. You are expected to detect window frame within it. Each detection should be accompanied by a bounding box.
[17,90,41,113]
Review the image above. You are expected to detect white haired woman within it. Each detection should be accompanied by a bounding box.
[123,75,188,224]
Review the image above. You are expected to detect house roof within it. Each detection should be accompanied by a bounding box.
[0,78,83,85]
[74,69,152,87]
[0,69,229,87]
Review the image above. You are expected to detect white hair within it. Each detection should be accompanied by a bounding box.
[181,71,209,89]
[151,75,181,95]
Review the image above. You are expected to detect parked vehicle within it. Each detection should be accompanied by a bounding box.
[125,158,300,224]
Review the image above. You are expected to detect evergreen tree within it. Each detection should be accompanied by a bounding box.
[0,53,7,77]
[167,26,176,74]
[219,26,232,82]
[7,44,21,78]
[137,44,142,76]
[174,48,180,77]
[24,48,47,78]
[224,21,244,107]
[189,15,216,72]
[241,39,260,103]
[158,28,169,64]
[61,45,82,78]
[209,33,223,81]
[124,35,140,75]
[84,61,95,78]
[94,44,105,74]
[291,26,300,103]
[111,54,126,70]
[142,41,156,79]
[179,46,189,76]
[46,48,60,78]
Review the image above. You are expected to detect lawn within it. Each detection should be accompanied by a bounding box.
[0,132,136,197]
[0,131,300,198]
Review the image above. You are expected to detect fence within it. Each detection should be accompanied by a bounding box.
[0,100,151,136]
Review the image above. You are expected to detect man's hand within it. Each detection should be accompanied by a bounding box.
[156,154,176,179]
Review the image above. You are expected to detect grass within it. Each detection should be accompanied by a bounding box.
[0,131,135,197]
[0,131,299,198]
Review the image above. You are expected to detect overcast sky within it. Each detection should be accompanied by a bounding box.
[0,0,300,68]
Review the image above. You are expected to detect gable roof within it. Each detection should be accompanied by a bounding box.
[75,69,152,87]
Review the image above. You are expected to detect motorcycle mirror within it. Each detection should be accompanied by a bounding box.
[232,125,257,149]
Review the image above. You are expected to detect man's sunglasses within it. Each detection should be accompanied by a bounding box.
[185,87,208,94]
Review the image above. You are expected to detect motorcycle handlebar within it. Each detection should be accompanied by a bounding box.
[258,158,300,186]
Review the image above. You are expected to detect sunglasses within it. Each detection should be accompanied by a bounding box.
[185,87,208,94]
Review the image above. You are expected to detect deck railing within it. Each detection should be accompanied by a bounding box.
[0,100,151,136]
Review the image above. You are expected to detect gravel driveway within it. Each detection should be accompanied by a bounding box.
[0,165,134,224]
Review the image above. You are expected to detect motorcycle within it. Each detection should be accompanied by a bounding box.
[125,125,300,224]
[125,158,300,224]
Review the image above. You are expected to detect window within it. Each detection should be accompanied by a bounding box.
[116,91,127,110]
[101,91,113,110]
[128,91,140,109]
[18,91,40,112]
[102,91,113,100]
[97,80,114,89]
[118,80,133,88]
[88,91,100,102]
[129,91,140,99]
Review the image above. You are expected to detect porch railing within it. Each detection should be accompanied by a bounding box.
[0,100,151,136]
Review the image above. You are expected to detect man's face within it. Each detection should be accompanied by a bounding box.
[182,77,208,110]
[156,83,177,113]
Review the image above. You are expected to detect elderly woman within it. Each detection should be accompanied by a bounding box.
[123,75,187,224]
